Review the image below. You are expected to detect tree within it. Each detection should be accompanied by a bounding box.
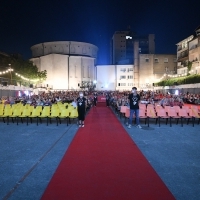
[187,61,192,75]
[0,54,47,85]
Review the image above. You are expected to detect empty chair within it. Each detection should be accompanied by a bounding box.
[21,109,31,125]
[181,106,190,114]
[173,106,180,114]
[10,109,22,125]
[49,109,60,126]
[139,109,147,124]
[59,109,70,126]
[2,109,13,125]
[164,106,170,113]
[35,106,43,113]
[178,109,192,127]
[69,108,78,124]
[189,108,200,127]
[156,109,169,127]
[39,109,50,126]
[167,107,180,127]
[146,108,158,127]
[124,108,130,124]
[30,109,41,126]
[120,106,127,119]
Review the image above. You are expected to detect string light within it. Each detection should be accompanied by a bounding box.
[0,68,14,75]
[15,73,39,82]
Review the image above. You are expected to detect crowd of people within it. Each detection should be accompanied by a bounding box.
[0,89,200,108]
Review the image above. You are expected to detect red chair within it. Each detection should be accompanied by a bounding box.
[146,108,158,127]
[190,108,200,127]
[167,107,180,127]
[139,109,147,124]
[178,108,192,127]
[156,108,169,127]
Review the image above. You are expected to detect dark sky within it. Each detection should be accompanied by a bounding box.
[1,0,200,64]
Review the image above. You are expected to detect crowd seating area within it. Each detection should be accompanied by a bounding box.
[0,89,200,126]
[0,102,79,126]
[115,103,200,127]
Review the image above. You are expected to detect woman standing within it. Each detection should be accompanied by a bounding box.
[77,92,87,127]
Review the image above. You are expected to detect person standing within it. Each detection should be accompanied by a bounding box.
[106,93,110,107]
[127,87,142,129]
[93,93,98,107]
[77,92,87,127]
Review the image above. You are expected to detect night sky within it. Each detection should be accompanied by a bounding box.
[1,0,200,64]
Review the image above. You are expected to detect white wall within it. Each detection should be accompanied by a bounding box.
[96,65,116,90]
[31,54,96,90]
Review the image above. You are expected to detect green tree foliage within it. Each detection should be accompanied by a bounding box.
[187,61,192,75]
[155,74,200,86]
[0,54,47,82]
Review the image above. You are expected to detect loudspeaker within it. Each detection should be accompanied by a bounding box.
[118,83,120,86]
[46,84,48,87]
[29,84,33,88]
[78,83,80,87]
[2,82,7,86]
[152,83,155,86]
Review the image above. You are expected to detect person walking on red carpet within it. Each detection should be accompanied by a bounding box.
[127,87,142,129]
[93,93,98,107]
[77,92,87,127]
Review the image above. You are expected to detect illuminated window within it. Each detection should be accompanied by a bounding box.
[120,68,126,72]
[128,68,133,72]
[120,76,126,79]
[126,36,132,39]
[164,58,168,63]
[128,75,133,79]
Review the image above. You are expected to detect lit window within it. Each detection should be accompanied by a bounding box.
[120,68,126,72]
[120,76,126,79]
[164,58,168,63]
[126,36,132,39]
[127,75,133,79]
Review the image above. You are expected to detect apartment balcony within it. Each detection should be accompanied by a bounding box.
[189,45,200,54]
[177,46,187,53]
[177,53,188,62]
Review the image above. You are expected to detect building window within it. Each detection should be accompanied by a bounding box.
[154,58,159,63]
[164,58,168,63]
[120,75,126,79]
[145,58,149,62]
[128,83,133,86]
[120,83,126,86]
[128,68,133,72]
[127,75,133,79]
[120,68,126,72]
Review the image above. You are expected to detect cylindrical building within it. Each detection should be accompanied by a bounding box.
[30,41,98,90]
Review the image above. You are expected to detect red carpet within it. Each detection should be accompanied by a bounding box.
[97,95,106,102]
[41,106,175,200]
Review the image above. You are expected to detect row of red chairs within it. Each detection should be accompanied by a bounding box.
[119,105,200,127]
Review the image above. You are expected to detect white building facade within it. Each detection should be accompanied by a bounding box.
[30,41,98,90]
[30,41,176,91]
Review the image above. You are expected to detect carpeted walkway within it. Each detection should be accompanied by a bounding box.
[41,105,175,200]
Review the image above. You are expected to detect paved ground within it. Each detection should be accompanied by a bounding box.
[0,107,200,200]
